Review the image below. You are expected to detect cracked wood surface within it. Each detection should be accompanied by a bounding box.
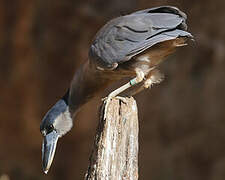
[85,97,139,180]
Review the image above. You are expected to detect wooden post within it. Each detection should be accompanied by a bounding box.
[85,97,139,180]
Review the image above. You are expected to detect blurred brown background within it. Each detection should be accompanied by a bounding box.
[0,0,225,179]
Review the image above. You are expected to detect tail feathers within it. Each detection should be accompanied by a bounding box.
[164,29,194,47]
[128,29,193,57]
[163,29,193,39]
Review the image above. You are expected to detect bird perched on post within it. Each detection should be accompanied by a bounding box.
[40,6,193,174]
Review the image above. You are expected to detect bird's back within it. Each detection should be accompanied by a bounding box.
[89,6,192,70]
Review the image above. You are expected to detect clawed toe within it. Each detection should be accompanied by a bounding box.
[103,96,127,104]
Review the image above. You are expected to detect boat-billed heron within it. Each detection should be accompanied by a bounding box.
[40,6,193,173]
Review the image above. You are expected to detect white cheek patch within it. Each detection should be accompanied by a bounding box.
[53,108,73,137]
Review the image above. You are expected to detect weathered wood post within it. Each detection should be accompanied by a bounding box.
[85,97,139,180]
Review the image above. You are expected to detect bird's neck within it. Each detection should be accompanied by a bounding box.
[68,60,110,117]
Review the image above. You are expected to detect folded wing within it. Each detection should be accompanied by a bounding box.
[89,6,193,69]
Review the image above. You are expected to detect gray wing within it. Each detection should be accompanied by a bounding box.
[132,6,187,19]
[89,6,193,69]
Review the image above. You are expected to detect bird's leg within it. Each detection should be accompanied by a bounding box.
[103,69,145,116]
[104,68,145,99]
[121,69,164,97]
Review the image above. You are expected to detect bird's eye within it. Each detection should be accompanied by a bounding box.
[46,124,54,133]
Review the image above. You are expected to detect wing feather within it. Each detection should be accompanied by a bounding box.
[89,6,192,69]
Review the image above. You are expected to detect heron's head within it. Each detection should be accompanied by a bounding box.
[40,96,73,174]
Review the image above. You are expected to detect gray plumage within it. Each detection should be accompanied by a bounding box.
[89,6,192,69]
[40,99,73,138]
[40,6,193,174]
